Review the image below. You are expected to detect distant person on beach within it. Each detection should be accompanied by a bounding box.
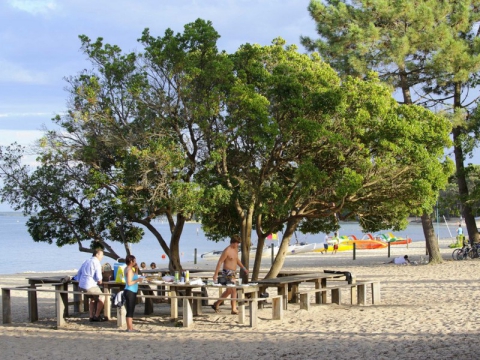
[387,255,411,265]
[332,232,339,254]
[77,249,107,322]
[322,234,329,254]
[212,235,249,315]
[124,254,144,332]
[140,262,147,270]
[457,224,463,236]
[150,262,156,270]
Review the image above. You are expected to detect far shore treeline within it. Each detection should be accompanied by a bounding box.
[2,5,479,278]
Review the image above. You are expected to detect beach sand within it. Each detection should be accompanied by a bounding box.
[1,238,479,359]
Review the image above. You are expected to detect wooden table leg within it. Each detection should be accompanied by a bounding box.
[139,285,154,315]
[238,288,246,324]
[278,285,288,310]
[2,289,11,324]
[28,281,38,322]
[103,284,111,318]
[170,288,178,321]
[73,283,82,313]
[321,278,328,304]
[55,286,65,327]
[290,283,299,303]
[314,279,322,304]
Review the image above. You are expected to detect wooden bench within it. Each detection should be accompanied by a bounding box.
[2,284,88,326]
[255,272,350,310]
[2,285,282,329]
[298,281,381,311]
[117,294,282,328]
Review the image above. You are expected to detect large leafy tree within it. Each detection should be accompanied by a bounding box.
[198,39,452,279]
[0,19,229,271]
[302,0,480,262]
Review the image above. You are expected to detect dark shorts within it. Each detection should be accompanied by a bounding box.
[218,269,236,285]
[324,244,329,250]
[333,244,339,250]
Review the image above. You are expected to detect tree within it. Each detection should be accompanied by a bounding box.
[198,39,452,279]
[0,143,132,259]
[0,19,229,271]
[302,0,479,262]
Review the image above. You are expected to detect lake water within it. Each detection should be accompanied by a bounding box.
[0,212,457,275]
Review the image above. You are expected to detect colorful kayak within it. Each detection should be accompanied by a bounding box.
[377,232,413,245]
[345,239,387,249]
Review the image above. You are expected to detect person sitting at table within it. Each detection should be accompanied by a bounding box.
[77,249,107,322]
[150,262,157,270]
[140,262,147,270]
[211,235,249,315]
[124,254,144,332]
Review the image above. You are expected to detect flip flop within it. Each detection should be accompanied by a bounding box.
[211,303,220,313]
[231,310,239,315]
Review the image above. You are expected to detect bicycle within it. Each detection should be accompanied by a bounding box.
[468,243,480,259]
[452,245,471,260]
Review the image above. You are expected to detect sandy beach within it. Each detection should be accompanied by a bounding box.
[1,238,479,359]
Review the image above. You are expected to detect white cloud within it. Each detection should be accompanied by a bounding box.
[0,59,49,84]
[8,0,57,15]
[0,129,43,147]
[0,112,53,118]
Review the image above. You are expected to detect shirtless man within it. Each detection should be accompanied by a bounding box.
[212,235,249,314]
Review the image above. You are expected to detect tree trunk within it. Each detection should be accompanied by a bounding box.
[239,206,253,282]
[422,213,443,264]
[252,233,266,281]
[453,127,479,243]
[265,218,300,279]
[452,83,479,244]
[399,72,443,262]
[167,214,186,272]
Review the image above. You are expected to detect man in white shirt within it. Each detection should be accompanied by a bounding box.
[387,255,411,265]
[322,235,329,254]
[77,249,106,321]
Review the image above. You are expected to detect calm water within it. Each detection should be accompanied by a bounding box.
[0,212,456,275]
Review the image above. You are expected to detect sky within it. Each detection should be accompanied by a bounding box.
[0,0,479,211]
[0,0,317,137]
[0,0,319,210]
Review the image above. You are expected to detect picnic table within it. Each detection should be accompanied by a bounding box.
[255,272,348,309]
[139,268,216,276]
[25,276,72,322]
[167,283,259,322]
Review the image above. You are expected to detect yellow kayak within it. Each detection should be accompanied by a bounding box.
[313,243,353,252]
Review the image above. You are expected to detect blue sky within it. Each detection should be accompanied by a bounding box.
[0,0,317,139]
[0,0,478,211]
[0,0,318,210]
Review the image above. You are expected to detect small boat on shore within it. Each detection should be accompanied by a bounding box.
[289,242,318,254]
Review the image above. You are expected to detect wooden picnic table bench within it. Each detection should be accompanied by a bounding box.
[297,280,381,311]
[255,272,350,310]
[2,284,282,329]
